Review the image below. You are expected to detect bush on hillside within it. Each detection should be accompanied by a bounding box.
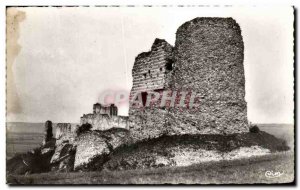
[76,123,92,136]
[249,125,260,133]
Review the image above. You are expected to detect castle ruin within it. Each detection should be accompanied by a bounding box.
[129,17,249,141]
[54,17,248,144]
[81,103,128,130]
[12,17,290,176]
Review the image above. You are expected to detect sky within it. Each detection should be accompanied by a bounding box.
[7,6,294,124]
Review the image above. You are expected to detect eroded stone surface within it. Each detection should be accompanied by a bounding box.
[55,123,75,144]
[74,128,131,170]
[168,17,248,135]
[74,131,110,170]
[50,123,76,172]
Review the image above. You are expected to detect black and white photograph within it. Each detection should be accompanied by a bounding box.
[5,5,295,185]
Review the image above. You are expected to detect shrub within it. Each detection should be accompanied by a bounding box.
[249,125,260,133]
[76,123,92,136]
[7,147,54,175]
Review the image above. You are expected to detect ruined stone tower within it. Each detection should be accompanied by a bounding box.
[129,17,249,141]
[93,103,118,116]
[168,17,248,135]
[42,120,53,145]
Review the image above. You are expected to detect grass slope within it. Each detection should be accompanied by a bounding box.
[7,151,294,184]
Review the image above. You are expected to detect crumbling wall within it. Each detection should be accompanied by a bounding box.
[129,38,174,141]
[80,114,129,130]
[55,123,75,143]
[110,116,129,129]
[81,114,110,130]
[130,38,173,96]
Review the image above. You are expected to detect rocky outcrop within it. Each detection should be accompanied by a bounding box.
[74,128,131,171]
[74,131,110,170]
[50,141,76,172]
[50,123,76,172]
[48,115,130,172]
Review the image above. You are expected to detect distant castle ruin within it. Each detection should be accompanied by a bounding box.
[80,103,128,130]
[54,103,128,141]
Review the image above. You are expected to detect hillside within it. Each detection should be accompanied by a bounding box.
[7,151,294,184]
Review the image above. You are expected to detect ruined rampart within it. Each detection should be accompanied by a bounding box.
[129,38,174,140]
[80,114,128,130]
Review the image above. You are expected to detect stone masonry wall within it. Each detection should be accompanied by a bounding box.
[129,38,174,141]
[130,38,173,97]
